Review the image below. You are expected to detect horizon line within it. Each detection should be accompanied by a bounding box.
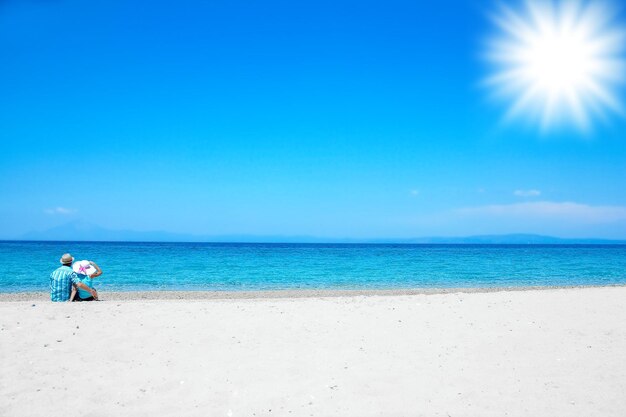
[2,239,626,245]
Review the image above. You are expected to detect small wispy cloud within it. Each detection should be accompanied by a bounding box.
[409,189,420,196]
[457,201,626,223]
[514,189,541,197]
[44,207,77,215]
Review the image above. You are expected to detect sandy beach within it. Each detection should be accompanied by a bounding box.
[2,287,626,417]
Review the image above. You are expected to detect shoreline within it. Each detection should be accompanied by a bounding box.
[2,283,625,301]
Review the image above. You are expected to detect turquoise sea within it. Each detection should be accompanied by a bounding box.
[1,241,626,293]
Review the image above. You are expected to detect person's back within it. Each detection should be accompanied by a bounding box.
[71,260,102,301]
[76,274,94,299]
[50,264,78,302]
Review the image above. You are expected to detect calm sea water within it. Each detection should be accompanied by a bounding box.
[1,241,625,292]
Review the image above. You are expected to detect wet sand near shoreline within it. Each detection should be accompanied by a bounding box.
[1,283,625,301]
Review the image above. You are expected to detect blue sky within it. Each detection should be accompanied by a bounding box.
[1,0,626,239]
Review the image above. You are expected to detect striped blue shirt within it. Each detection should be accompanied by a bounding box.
[50,265,80,302]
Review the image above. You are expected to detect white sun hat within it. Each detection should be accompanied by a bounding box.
[72,260,96,277]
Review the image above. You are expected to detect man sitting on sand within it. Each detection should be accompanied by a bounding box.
[50,253,98,302]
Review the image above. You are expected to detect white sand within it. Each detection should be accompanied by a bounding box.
[2,287,626,417]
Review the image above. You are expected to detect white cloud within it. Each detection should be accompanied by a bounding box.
[456,201,626,223]
[514,189,541,197]
[44,207,77,215]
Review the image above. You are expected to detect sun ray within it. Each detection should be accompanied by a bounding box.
[485,0,626,133]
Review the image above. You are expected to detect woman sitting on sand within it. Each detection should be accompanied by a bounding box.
[70,260,103,302]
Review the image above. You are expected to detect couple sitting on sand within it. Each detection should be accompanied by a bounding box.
[49,253,102,302]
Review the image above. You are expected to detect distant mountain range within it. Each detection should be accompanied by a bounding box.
[11,220,626,244]
[383,235,626,244]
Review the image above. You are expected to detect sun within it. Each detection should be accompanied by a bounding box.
[485,0,626,133]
